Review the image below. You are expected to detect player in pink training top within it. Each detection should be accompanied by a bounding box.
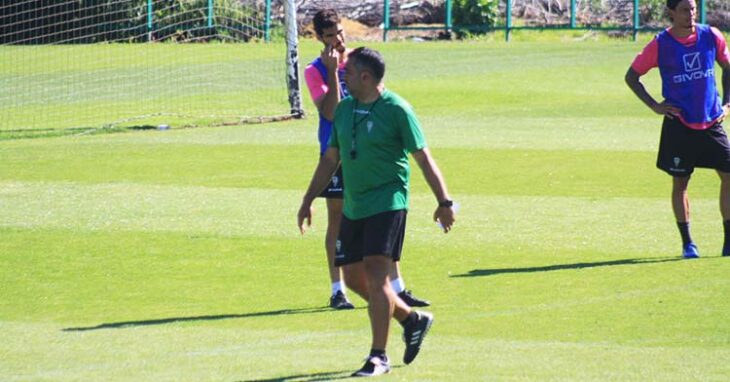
[303,9,430,309]
[625,0,730,258]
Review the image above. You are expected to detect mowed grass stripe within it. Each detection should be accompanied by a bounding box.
[1,181,728,254]
[0,227,330,323]
[0,182,301,238]
[3,214,730,380]
[3,320,730,382]
[2,139,726,198]
[420,116,660,151]
[0,116,662,151]
[0,321,368,382]
[438,260,730,344]
[3,224,729,343]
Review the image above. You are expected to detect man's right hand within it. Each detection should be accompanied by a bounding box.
[652,101,681,119]
[297,203,313,234]
[321,44,339,71]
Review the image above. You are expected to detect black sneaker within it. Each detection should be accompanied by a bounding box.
[398,289,431,307]
[402,311,433,364]
[329,291,355,310]
[351,355,391,377]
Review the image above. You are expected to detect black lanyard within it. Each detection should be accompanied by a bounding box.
[350,96,381,160]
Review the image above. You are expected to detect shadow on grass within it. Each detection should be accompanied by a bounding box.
[241,366,403,382]
[63,306,359,332]
[451,256,687,278]
[240,369,355,382]
[0,125,159,140]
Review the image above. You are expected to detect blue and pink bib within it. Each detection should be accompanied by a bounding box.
[311,57,349,155]
[658,24,723,127]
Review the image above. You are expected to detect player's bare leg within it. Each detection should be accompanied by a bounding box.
[717,171,730,256]
[326,198,353,309]
[390,262,430,307]
[673,176,698,258]
[672,176,691,222]
[363,256,398,352]
[344,260,433,367]
[342,262,409,319]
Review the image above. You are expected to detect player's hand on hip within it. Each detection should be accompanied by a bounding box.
[722,103,730,122]
[652,101,681,119]
[434,206,456,233]
[297,204,313,234]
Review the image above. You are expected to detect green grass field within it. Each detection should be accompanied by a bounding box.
[3,36,730,381]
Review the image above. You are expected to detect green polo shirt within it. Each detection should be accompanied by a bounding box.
[328,89,427,219]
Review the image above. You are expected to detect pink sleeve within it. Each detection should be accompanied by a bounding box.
[304,64,327,103]
[631,38,659,75]
[711,27,730,65]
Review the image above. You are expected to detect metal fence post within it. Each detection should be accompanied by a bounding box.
[506,0,512,42]
[208,0,214,29]
[700,0,706,24]
[445,0,452,33]
[383,0,390,42]
[265,0,272,42]
[633,0,639,41]
[570,0,576,29]
[147,0,153,42]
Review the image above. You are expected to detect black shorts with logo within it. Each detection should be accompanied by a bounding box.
[318,164,343,199]
[656,116,730,176]
[334,209,407,267]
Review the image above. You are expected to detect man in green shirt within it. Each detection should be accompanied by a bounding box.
[297,47,455,377]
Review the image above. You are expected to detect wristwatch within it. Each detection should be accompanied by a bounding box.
[438,199,453,208]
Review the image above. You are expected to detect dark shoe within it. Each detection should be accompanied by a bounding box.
[723,244,730,257]
[351,355,391,377]
[398,289,430,307]
[402,311,433,364]
[329,291,354,310]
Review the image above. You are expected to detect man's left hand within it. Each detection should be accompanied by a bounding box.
[720,103,730,122]
[434,206,455,233]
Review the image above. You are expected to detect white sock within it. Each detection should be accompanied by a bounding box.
[390,278,405,293]
[332,281,345,295]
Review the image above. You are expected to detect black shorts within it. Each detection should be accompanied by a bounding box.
[318,165,343,199]
[334,209,407,267]
[656,117,730,176]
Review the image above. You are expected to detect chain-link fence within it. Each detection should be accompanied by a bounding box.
[295,0,730,41]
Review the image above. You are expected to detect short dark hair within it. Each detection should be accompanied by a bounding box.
[348,47,386,82]
[313,9,340,36]
[666,0,683,10]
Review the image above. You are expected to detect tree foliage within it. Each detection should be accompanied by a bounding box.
[452,0,499,37]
